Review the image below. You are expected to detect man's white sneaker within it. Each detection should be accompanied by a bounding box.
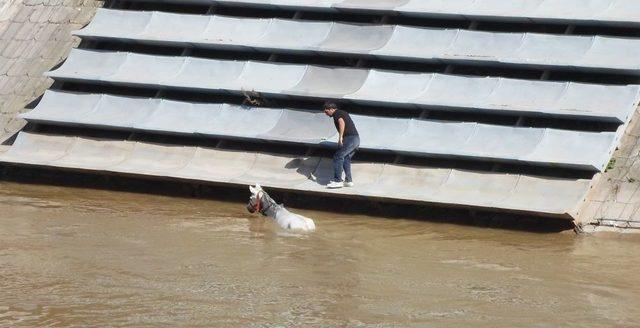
[327,180,344,189]
[344,181,354,187]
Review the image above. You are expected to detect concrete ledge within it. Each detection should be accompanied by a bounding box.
[22,90,619,171]
[47,49,640,123]
[0,131,592,218]
[125,0,640,27]
[75,9,640,75]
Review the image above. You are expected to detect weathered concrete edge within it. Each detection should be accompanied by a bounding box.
[577,103,640,232]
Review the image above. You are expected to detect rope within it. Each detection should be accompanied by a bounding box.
[256,191,275,215]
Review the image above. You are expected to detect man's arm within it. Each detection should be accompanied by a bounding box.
[338,118,345,146]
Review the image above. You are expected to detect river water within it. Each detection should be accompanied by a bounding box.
[1,181,639,327]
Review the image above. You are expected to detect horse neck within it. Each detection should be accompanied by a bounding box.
[260,193,280,217]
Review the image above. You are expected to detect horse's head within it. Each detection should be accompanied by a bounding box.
[246,184,315,232]
[246,184,265,214]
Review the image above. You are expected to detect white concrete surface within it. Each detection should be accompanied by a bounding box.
[75,9,640,75]
[46,49,640,123]
[22,90,620,171]
[0,132,593,217]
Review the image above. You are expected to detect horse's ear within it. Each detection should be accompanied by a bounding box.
[249,184,258,194]
[255,183,262,191]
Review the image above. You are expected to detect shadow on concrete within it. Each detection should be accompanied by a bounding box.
[1,131,19,146]
[2,91,44,146]
[24,94,43,110]
[285,157,330,186]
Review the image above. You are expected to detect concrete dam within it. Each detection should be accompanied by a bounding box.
[2,0,640,228]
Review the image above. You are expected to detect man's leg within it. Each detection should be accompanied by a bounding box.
[333,147,347,182]
[342,136,359,183]
[343,150,355,182]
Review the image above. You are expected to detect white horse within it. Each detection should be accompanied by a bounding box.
[246,184,316,232]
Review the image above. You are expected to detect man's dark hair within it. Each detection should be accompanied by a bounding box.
[323,101,339,110]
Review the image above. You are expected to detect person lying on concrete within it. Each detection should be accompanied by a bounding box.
[323,101,360,189]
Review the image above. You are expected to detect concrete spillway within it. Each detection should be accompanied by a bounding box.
[2,0,640,222]
[125,0,640,27]
[76,9,640,75]
[44,49,640,123]
[0,132,592,217]
[21,90,622,171]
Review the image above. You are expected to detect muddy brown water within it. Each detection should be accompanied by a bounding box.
[1,181,639,327]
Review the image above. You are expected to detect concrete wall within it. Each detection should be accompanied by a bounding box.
[580,105,640,232]
[0,0,102,143]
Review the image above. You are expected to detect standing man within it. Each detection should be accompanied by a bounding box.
[323,101,360,189]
